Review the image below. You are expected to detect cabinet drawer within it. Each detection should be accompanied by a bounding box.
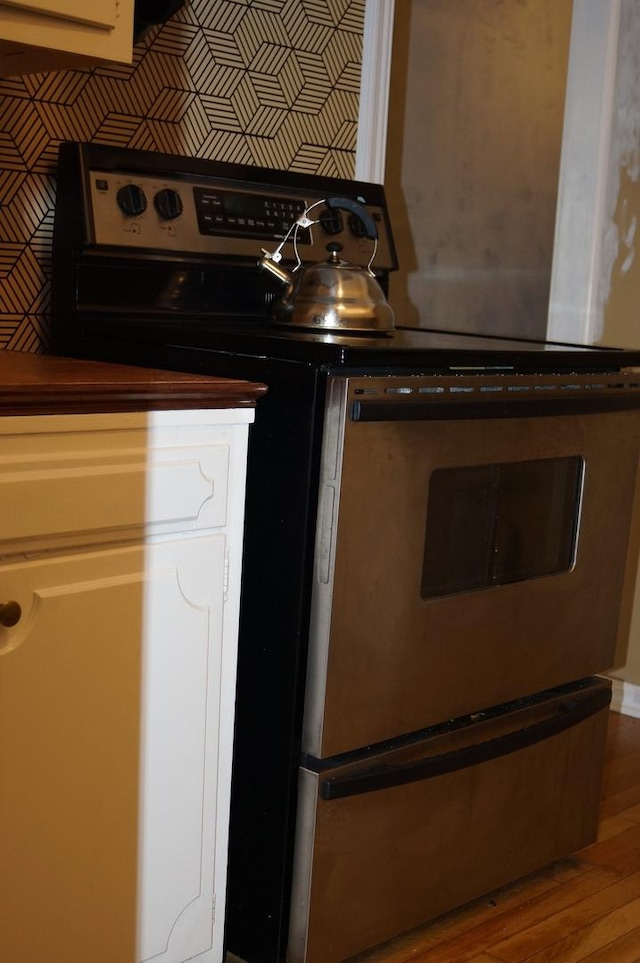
[0,413,232,551]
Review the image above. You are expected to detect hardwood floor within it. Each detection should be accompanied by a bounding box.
[350,710,640,963]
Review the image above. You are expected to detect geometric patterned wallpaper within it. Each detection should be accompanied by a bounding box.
[0,0,365,352]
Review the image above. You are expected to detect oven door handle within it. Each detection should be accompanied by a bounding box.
[351,395,640,421]
[320,684,611,801]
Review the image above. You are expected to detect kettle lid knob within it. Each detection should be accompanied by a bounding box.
[326,241,343,263]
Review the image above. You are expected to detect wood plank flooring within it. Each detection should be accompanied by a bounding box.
[350,710,640,963]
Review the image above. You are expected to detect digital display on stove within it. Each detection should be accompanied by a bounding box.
[193,186,310,242]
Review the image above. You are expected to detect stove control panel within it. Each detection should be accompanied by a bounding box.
[87,168,396,269]
[193,186,308,242]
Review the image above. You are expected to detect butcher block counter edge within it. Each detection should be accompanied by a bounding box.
[0,351,267,415]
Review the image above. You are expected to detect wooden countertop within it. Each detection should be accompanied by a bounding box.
[0,351,267,416]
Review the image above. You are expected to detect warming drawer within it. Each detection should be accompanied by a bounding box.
[288,677,611,963]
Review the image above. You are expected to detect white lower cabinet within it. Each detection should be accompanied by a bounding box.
[0,408,253,963]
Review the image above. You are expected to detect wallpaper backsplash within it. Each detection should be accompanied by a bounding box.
[0,0,365,352]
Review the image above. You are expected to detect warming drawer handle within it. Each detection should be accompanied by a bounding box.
[320,685,611,801]
[351,396,640,422]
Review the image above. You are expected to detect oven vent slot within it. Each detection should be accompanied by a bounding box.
[350,375,640,422]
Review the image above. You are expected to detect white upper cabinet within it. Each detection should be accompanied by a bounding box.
[2,0,118,29]
[0,0,135,76]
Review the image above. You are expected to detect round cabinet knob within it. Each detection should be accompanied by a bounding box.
[0,600,22,627]
[116,183,147,218]
[154,188,183,221]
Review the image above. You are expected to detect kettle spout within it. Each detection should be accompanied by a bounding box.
[258,250,292,287]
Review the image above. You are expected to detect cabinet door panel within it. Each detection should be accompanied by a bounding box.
[0,547,144,963]
[0,534,227,963]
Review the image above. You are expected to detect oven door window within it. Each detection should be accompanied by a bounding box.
[422,456,583,598]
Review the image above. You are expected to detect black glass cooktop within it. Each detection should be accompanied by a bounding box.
[147,318,640,372]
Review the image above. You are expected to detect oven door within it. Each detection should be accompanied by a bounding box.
[303,373,640,759]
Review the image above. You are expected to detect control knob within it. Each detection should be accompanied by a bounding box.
[349,212,368,238]
[154,188,183,221]
[319,208,343,235]
[116,183,147,218]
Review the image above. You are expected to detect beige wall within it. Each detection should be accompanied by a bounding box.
[597,2,640,685]
[602,172,640,347]
[384,0,572,338]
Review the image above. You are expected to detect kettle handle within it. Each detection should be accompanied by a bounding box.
[325,197,378,242]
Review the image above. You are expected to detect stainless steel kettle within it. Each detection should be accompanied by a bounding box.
[257,196,395,334]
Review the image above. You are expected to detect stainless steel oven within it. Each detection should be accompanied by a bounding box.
[288,372,640,962]
[50,142,640,963]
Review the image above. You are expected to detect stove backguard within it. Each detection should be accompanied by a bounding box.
[51,141,397,347]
